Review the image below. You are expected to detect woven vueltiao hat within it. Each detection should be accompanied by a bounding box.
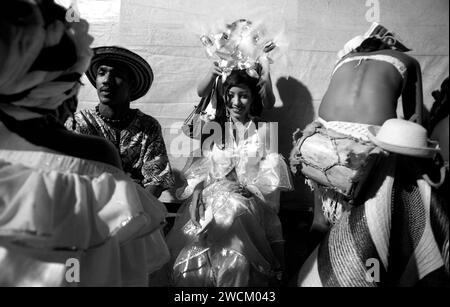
[86,46,153,101]
[368,119,440,158]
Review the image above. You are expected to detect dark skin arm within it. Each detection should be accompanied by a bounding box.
[402,58,423,124]
[0,112,123,169]
[57,129,123,168]
[257,56,276,110]
[197,62,221,97]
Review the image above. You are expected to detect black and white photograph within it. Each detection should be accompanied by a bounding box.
[0,0,448,294]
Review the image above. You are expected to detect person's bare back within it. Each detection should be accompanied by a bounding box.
[319,49,423,126]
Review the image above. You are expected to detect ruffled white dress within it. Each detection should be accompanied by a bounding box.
[0,124,170,286]
[166,121,293,287]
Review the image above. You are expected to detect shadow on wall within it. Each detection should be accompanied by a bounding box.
[263,77,315,211]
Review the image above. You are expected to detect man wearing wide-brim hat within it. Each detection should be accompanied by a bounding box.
[66,46,174,198]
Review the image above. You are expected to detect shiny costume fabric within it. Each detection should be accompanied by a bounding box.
[167,122,293,287]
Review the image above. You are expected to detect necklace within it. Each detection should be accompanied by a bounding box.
[95,105,136,126]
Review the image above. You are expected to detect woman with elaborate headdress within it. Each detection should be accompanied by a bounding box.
[165,19,292,287]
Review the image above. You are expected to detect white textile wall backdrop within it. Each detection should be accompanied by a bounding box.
[65,0,449,207]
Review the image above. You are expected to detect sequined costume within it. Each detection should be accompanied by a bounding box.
[166,121,293,287]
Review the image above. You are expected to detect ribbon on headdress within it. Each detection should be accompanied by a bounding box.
[0,0,93,120]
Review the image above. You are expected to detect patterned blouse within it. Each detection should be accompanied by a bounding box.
[65,108,175,191]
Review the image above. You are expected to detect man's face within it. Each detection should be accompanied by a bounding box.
[95,63,132,107]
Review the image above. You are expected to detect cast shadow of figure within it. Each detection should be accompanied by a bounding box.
[263,77,316,286]
[263,76,315,211]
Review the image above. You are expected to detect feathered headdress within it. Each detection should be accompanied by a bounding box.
[200,19,287,82]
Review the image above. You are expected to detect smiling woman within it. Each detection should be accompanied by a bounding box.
[224,70,263,123]
[164,68,293,287]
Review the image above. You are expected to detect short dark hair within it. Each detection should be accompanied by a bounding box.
[223,69,263,117]
[354,37,392,53]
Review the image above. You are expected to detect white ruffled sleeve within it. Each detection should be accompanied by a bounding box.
[0,151,170,286]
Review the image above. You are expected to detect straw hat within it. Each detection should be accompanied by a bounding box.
[86,46,153,102]
[368,119,440,158]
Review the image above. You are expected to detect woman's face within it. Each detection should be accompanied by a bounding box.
[95,64,132,107]
[226,85,253,123]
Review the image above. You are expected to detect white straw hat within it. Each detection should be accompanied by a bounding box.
[368,119,440,158]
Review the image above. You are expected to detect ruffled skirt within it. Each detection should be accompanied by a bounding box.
[0,149,170,286]
[166,180,281,287]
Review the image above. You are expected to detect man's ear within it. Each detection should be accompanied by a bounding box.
[382,35,397,47]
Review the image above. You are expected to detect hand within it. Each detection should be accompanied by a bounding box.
[257,56,271,89]
[256,56,276,109]
[258,55,271,78]
[189,191,205,227]
[198,62,221,97]
[209,61,222,77]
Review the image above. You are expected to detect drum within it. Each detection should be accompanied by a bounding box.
[290,122,380,200]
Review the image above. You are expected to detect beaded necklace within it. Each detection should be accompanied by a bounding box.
[95,105,136,126]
